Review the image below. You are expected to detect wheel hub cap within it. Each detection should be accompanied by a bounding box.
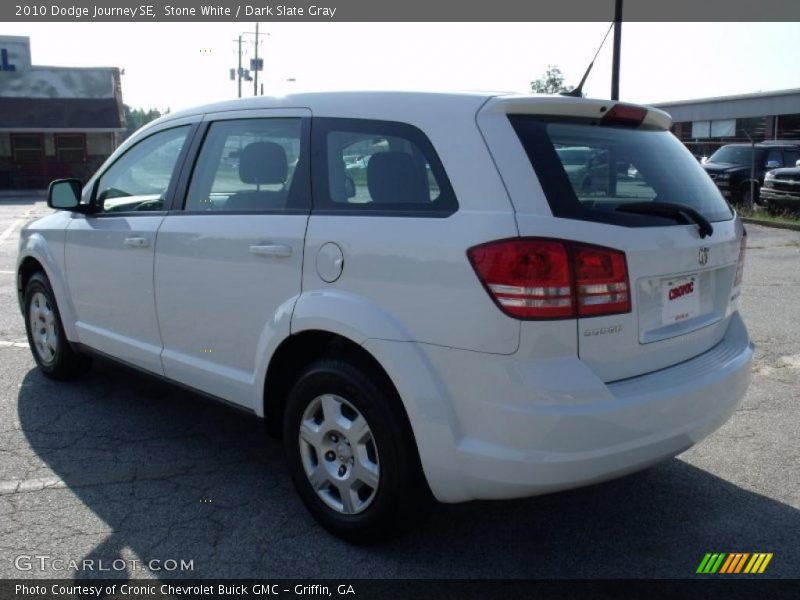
[29,292,58,365]
[298,394,380,515]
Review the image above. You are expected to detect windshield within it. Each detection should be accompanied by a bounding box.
[708,146,754,166]
[509,117,734,225]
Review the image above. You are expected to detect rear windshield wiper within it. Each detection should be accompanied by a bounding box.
[616,202,714,239]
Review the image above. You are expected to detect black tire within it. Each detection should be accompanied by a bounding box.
[23,272,91,380]
[283,358,432,544]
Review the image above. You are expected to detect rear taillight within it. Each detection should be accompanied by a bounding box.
[571,244,631,316]
[734,231,747,288]
[467,238,631,320]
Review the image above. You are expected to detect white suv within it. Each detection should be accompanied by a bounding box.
[17,92,753,543]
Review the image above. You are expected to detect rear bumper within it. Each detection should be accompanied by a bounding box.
[367,312,753,503]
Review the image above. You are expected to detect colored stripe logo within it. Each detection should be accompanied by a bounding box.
[696,553,773,574]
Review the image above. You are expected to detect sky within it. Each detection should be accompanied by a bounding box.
[3,22,799,111]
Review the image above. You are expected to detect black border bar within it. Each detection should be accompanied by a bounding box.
[3,579,800,600]
[4,0,800,22]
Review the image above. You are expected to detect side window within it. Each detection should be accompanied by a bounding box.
[764,149,783,168]
[95,126,190,213]
[312,118,457,215]
[185,118,306,212]
[784,150,800,166]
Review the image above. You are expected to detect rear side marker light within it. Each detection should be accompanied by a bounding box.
[467,238,631,320]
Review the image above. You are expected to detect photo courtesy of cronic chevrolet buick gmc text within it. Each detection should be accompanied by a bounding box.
[17,92,753,543]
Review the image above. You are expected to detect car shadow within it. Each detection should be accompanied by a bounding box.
[16,360,799,579]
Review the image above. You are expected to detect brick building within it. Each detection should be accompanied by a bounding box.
[0,35,125,190]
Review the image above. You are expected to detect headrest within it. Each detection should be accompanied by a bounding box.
[366,151,429,204]
[239,142,288,185]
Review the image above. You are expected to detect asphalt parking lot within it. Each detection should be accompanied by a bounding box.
[0,198,798,580]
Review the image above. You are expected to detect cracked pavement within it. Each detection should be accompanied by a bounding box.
[0,199,798,579]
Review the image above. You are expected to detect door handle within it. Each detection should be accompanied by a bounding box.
[124,236,149,248]
[249,244,292,258]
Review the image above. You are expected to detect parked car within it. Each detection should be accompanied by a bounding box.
[702,141,800,206]
[555,146,611,194]
[762,159,800,214]
[18,92,753,543]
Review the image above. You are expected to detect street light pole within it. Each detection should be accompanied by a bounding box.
[611,0,622,100]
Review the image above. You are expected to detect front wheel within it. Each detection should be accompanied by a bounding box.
[23,272,91,379]
[283,358,431,544]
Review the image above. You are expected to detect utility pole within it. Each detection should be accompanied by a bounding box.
[238,25,267,97]
[236,35,242,98]
[611,0,622,100]
[253,22,259,97]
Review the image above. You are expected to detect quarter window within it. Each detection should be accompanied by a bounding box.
[312,118,457,215]
[95,126,190,213]
[184,118,307,212]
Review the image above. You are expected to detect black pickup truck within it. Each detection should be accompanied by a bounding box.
[702,142,800,206]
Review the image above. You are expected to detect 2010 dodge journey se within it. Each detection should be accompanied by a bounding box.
[17,92,753,543]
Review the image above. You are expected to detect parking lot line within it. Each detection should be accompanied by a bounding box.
[0,476,66,496]
[0,219,25,243]
[0,341,28,348]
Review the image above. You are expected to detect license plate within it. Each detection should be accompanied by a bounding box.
[661,275,699,325]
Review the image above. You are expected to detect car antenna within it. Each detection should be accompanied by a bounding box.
[561,22,614,98]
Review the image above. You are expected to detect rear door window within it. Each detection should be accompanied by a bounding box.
[509,117,733,226]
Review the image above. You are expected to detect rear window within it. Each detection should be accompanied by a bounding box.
[510,116,733,226]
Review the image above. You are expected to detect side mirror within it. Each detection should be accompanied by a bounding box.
[796,159,800,167]
[765,160,782,170]
[344,175,356,199]
[47,179,83,211]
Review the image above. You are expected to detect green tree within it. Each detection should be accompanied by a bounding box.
[123,106,170,140]
[530,65,573,95]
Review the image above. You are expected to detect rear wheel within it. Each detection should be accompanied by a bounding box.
[283,358,431,544]
[23,272,91,379]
